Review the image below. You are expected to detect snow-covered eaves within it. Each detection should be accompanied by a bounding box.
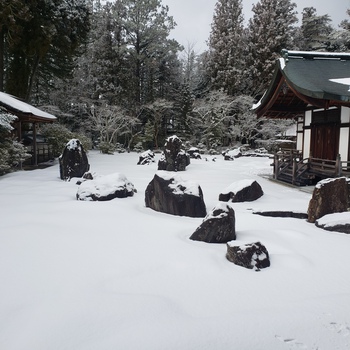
[0,91,56,122]
[283,50,350,60]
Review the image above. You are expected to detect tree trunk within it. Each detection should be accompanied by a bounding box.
[0,29,4,91]
[25,54,40,102]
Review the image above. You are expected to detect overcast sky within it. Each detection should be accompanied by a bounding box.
[163,0,350,52]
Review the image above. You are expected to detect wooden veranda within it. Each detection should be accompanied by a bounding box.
[273,150,350,186]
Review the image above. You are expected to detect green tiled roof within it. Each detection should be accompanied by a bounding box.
[281,50,350,103]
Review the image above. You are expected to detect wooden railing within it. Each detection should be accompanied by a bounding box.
[273,150,350,185]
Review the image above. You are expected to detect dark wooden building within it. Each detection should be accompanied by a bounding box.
[254,50,350,185]
[0,91,56,165]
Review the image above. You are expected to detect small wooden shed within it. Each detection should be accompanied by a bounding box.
[0,91,56,165]
[254,50,350,185]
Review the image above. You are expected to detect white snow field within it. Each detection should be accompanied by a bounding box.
[0,151,350,350]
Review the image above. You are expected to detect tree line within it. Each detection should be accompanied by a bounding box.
[1,0,350,157]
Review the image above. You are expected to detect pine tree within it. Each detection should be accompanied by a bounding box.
[2,0,90,101]
[247,0,298,97]
[172,83,194,139]
[341,9,350,31]
[120,0,181,107]
[334,8,350,51]
[298,7,334,51]
[0,0,32,92]
[207,0,246,95]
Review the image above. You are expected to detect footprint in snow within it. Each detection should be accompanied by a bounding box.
[328,322,350,337]
[275,335,309,349]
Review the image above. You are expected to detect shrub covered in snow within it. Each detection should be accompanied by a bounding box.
[0,109,30,175]
[133,142,143,153]
[41,123,91,157]
[98,141,116,154]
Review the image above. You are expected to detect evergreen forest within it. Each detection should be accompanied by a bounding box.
[1,0,350,169]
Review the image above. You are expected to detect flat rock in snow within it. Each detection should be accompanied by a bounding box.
[76,173,136,201]
[315,212,350,234]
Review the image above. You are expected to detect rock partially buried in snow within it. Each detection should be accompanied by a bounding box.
[222,148,242,160]
[187,147,201,159]
[253,211,308,219]
[219,179,263,202]
[137,150,155,165]
[226,241,270,271]
[145,171,206,217]
[315,212,350,234]
[76,173,136,201]
[190,203,235,243]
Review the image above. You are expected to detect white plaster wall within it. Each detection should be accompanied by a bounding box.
[303,129,311,158]
[339,128,349,161]
[296,132,303,151]
[341,106,350,123]
[304,111,312,126]
[339,107,350,161]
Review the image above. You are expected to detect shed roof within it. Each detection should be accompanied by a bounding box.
[254,50,350,119]
[0,91,56,122]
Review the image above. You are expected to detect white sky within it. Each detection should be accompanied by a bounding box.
[163,0,350,52]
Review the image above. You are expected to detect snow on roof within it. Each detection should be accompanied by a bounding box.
[329,77,350,91]
[284,50,350,59]
[279,57,286,70]
[0,91,56,120]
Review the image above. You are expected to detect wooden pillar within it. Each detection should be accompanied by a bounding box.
[292,157,297,185]
[274,154,279,179]
[33,122,38,166]
[18,121,23,170]
[336,154,341,177]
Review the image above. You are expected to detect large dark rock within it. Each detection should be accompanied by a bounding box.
[137,150,155,165]
[190,203,236,243]
[158,135,190,171]
[76,173,136,201]
[219,179,263,202]
[59,139,89,180]
[307,177,349,223]
[226,242,270,271]
[222,148,242,160]
[145,172,206,217]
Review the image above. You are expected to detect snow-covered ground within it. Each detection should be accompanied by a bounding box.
[1,151,350,350]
